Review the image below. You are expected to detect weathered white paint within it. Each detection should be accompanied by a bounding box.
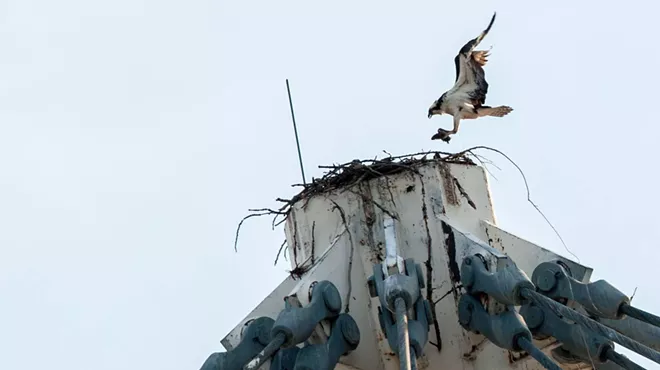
[222,160,595,369]
[383,215,400,272]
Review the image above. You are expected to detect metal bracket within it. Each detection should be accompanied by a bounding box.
[532,261,629,320]
[286,313,360,370]
[520,300,613,365]
[200,317,274,370]
[461,254,534,306]
[272,280,342,348]
[457,294,531,351]
[368,258,432,357]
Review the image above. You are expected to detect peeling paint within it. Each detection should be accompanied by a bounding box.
[419,174,443,353]
[463,338,489,360]
[439,163,458,206]
[356,182,383,264]
[290,210,299,265]
[441,221,461,302]
[309,221,316,264]
[378,176,398,209]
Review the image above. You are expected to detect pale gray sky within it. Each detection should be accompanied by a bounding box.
[1,0,658,369]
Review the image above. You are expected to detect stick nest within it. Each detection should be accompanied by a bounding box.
[280,150,476,210]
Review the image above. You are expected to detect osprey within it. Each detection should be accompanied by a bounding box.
[427,12,513,142]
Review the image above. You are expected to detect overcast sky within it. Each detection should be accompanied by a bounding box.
[1,0,658,369]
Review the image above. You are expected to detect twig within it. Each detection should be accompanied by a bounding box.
[330,199,354,313]
[453,178,476,210]
[347,188,397,220]
[234,211,272,252]
[274,217,287,228]
[274,239,287,266]
[248,208,286,215]
[433,285,463,305]
[456,146,580,263]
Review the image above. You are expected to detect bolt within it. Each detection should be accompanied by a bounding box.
[339,316,361,346]
[536,270,557,292]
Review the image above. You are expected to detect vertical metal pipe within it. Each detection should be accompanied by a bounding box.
[410,346,418,370]
[285,79,306,185]
[395,297,411,370]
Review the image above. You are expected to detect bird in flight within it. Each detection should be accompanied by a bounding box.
[427,12,513,143]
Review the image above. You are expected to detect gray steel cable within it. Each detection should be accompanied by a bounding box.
[394,297,412,370]
[520,288,660,365]
[620,304,660,329]
[243,332,286,370]
[516,336,562,370]
[604,347,646,370]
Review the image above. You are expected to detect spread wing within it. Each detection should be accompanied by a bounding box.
[450,12,497,106]
[451,13,496,84]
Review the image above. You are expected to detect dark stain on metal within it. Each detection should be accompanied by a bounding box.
[484,225,494,246]
[484,226,504,251]
[508,348,530,363]
[453,177,476,210]
[418,174,443,353]
[376,241,384,262]
[441,221,461,301]
[463,338,488,360]
[291,211,299,266]
[357,183,383,263]
[349,187,397,220]
[310,221,316,264]
[382,177,397,208]
[430,195,446,216]
[439,163,458,206]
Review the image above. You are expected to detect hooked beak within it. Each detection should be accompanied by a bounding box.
[428,112,432,119]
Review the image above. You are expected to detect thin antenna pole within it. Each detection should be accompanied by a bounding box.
[286,79,307,185]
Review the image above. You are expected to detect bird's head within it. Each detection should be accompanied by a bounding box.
[428,96,445,118]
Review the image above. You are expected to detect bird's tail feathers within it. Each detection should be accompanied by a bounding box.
[471,49,491,67]
[477,105,513,118]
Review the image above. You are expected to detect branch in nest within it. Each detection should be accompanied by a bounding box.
[288,264,311,280]
[234,208,286,252]
[455,146,580,263]
[248,208,286,215]
[282,151,477,216]
[246,207,289,230]
[329,199,355,313]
